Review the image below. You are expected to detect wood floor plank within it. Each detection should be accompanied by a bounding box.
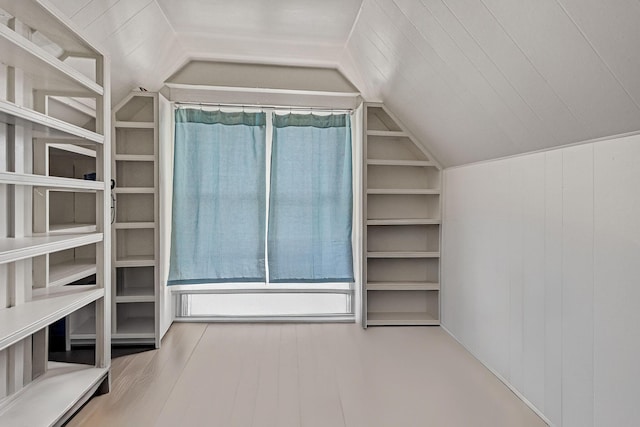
[68,324,547,427]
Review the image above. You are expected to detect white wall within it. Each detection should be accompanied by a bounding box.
[442,134,640,427]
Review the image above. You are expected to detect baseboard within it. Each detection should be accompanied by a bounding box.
[440,325,554,427]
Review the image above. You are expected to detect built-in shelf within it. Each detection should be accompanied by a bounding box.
[115,316,155,337]
[114,222,156,230]
[367,219,440,226]
[367,251,440,258]
[49,259,96,288]
[0,25,102,95]
[0,99,103,143]
[49,223,97,234]
[366,312,439,326]
[114,121,155,129]
[367,188,440,195]
[367,282,440,291]
[0,172,103,190]
[115,256,155,268]
[114,154,155,162]
[47,143,96,158]
[0,285,103,351]
[0,362,108,426]
[114,187,155,194]
[367,159,436,167]
[115,295,155,303]
[0,233,103,265]
[366,130,407,138]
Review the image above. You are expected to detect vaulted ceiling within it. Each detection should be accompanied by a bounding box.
[50,0,640,166]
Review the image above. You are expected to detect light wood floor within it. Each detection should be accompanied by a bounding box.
[68,323,546,427]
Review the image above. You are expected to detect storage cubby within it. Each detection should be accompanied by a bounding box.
[367,164,440,190]
[116,303,155,338]
[367,194,440,220]
[116,228,154,261]
[48,244,97,288]
[367,135,428,161]
[363,103,442,327]
[115,96,154,122]
[367,106,402,132]
[116,193,154,223]
[116,160,154,188]
[49,191,96,232]
[367,290,439,325]
[115,128,155,155]
[367,225,440,253]
[47,146,96,180]
[116,266,154,298]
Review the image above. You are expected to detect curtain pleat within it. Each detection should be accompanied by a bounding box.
[268,113,354,283]
[168,109,266,284]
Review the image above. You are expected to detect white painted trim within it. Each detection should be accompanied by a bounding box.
[441,325,553,427]
[165,82,360,98]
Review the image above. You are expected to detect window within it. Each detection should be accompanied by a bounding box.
[168,107,357,319]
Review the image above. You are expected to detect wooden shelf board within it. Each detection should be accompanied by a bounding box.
[367,188,440,195]
[367,282,440,291]
[115,256,155,268]
[48,143,96,158]
[0,99,103,143]
[367,251,440,258]
[117,286,154,298]
[366,130,407,137]
[49,259,96,288]
[0,233,103,265]
[0,362,108,427]
[367,219,440,225]
[114,187,155,194]
[49,223,97,234]
[0,24,102,95]
[116,295,155,303]
[0,172,103,190]
[114,154,155,162]
[367,311,439,326]
[0,285,103,351]
[114,222,156,230]
[367,159,435,167]
[114,121,155,129]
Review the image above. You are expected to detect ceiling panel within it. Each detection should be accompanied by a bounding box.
[155,0,363,44]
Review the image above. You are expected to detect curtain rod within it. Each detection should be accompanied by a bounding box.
[173,101,354,115]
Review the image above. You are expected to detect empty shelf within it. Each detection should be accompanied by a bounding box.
[0,24,102,95]
[114,154,155,162]
[0,172,103,190]
[367,282,440,291]
[0,233,103,264]
[367,188,440,195]
[49,223,97,234]
[115,256,155,268]
[367,219,440,225]
[0,362,108,427]
[0,99,103,143]
[114,121,155,129]
[367,159,436,167]
[114,222,156,230]
[0,285,103,351]
[366,130,407,137]
[47,143,96,158]
[366,311,439,326]
[115,316,155,338]
[114,187,155,194]
[367,251,440,258]
[49,259,96,288]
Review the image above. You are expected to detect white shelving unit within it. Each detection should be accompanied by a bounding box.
[0,0,111,425]
[362,103,442,327]
[69,92,166,347]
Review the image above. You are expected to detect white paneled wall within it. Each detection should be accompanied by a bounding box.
[442,134,640,427]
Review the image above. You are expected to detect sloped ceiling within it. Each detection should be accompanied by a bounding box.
[50,0,640,166]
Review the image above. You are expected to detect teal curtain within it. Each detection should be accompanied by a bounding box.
[268,113,354,282]
[168,109,266,284]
